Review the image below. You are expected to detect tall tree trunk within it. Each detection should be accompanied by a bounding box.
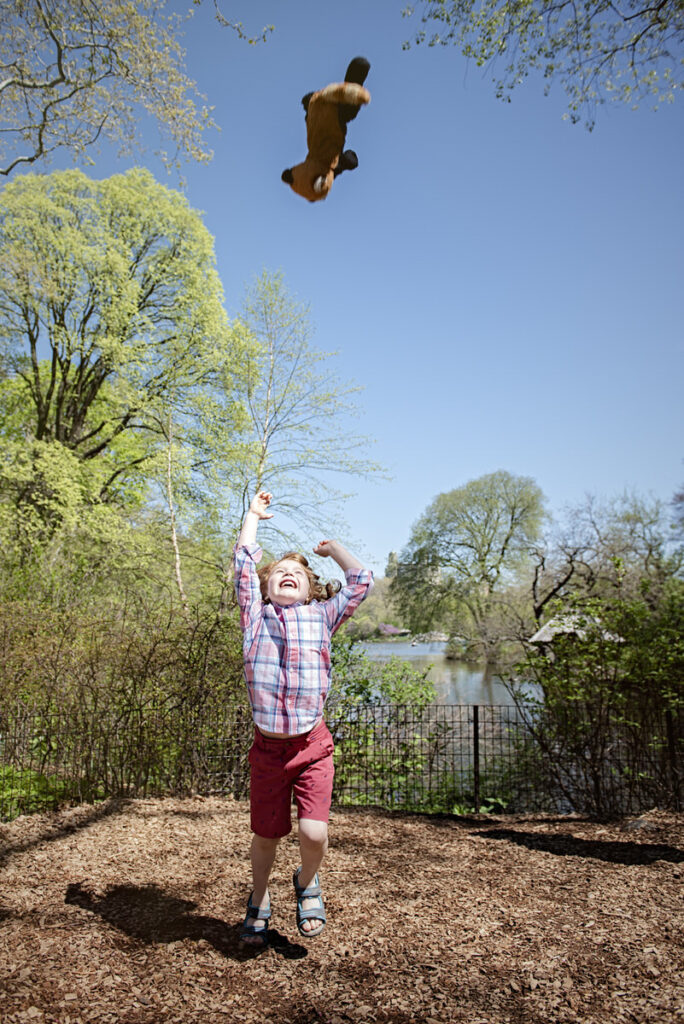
[165,414,190,622]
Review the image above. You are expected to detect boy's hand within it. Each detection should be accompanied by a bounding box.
[238,491,273,548]
[250,491,274,520]
[313,539,364,572]
[313,539,335,558]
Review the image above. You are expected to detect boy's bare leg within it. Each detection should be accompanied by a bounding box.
[243,833,279,945]
[297,818,328,933]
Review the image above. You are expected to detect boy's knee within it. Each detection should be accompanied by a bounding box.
[298,818,328,847]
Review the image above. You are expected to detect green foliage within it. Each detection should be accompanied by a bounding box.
[509,579,684,814]
[0,0,224,176]
[0,588,251,819]
[402,0,684,126]
[0,164,398,822]
[390,470,546,655]
[0,766,74,821]
[0,592,246,710]
[331,692,519,814]
[0,175,393,821]
[328,634,436,709]
[328,638,460,813]
[521,581,684,710]
[327,635,433,809]
[430,770,510,815]
[0,167,247,554]
[451,794,508,815]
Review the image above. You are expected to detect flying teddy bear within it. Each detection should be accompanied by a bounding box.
[281,57,371,203]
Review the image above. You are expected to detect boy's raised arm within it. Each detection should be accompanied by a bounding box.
[238,491,274,547]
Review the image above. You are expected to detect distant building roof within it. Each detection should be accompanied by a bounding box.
[529,615,623,644]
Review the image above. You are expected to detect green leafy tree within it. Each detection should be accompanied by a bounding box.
[0,0,221,176]
[402,0,684,126]
[506,488,684,814]
[391,470,546,656]
[509,580,684,814]
[0,167,246,548]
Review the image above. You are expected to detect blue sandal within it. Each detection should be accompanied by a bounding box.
[239,893,271,947]
[293,869,327,938]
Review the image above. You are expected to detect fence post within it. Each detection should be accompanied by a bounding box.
[665,707,681,812]
[473,704,480,813]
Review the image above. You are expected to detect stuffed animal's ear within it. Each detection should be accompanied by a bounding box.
[281,169,294,184]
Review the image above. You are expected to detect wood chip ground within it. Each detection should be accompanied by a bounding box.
[1,797,682,1023]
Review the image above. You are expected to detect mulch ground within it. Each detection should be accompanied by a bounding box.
[0,797,682,1024]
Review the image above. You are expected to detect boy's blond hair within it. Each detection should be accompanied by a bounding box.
[258,551,342,604]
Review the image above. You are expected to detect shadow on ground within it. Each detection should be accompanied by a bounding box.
[65,882,308,962]
[475,828,684,864]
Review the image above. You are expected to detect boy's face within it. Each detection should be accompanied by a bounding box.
[266,558,311,607]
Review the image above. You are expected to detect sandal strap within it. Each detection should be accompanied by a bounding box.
[293,870,322,899]
[240,900,269,945]
[239,921,269,946]
[297,900,327,923]
[246,894,272,921]
[240,921,268,936]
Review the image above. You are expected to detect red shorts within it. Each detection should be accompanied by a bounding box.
[248,720,335,838]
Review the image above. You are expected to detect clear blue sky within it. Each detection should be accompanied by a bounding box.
[53,1,684,573]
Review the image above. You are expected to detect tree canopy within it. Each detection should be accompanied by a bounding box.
[0,166,246,547]
[402,0,684,125]
[0,0,271,176]
[0,172,382,611]
[390,470,546,651]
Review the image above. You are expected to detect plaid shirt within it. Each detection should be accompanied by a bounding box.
[234,543,373,735]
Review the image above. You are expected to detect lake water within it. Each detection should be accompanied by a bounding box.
[359,640,513,706]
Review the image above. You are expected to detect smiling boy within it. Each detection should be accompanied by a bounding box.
[233,491,373,946]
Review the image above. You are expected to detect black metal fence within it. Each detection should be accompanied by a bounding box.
[0,702,254,822]
[331,704,541,813]
[1,701,681,822]
[330,703,682,817]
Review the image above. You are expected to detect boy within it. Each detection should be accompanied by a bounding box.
[234,491,373,946]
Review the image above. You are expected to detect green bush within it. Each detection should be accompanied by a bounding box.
[0,765,74,820]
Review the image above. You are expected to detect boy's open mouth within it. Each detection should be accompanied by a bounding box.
[281,579,297,588]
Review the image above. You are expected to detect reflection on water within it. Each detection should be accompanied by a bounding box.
[359,641,512,706]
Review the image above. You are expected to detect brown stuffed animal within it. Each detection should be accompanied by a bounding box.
[282,57,370,203]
